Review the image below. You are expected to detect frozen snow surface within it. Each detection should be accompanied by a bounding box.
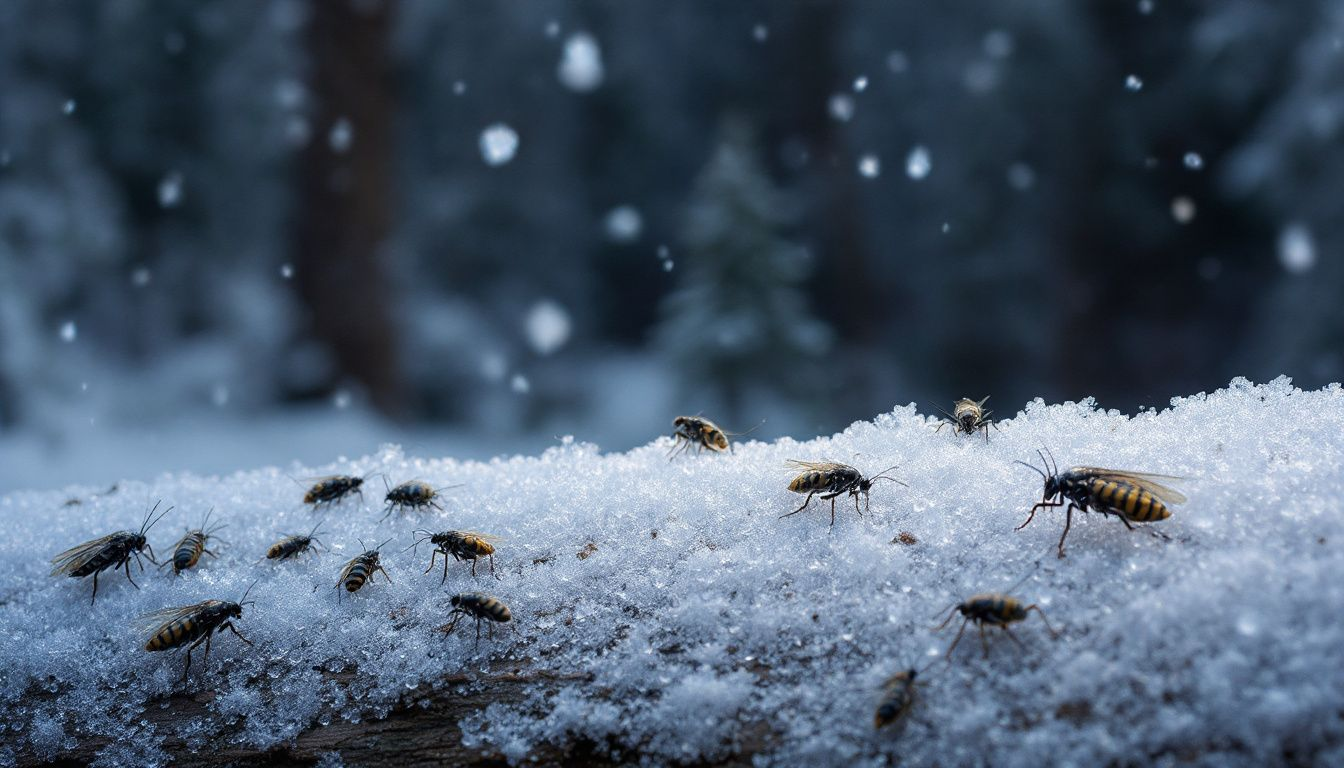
[2,377,1344,766]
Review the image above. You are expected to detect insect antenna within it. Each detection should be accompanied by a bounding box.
[238,578,261,606]
[434,483,466,495]
[373,536,395,552]
[1044,448,1059,477]
[931,602,962,630]
[868,465,909,487]
[1014,458,1047,481]
[140,500,173,536]
[726,418,766,438]
[403,529,437,554]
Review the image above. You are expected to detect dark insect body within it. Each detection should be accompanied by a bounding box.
[935,396,997,441]
[438,592,512,645]
[1016,450,1186,558]
[382,479,457,520]
[337,540,392,596]
[49,502,171,603]
[934,591,1057,660]
[166,509,226,575]
[409,530,500,582]
[141,581,256,682]
[874,669,919,729]
[303,474,367,507]
[267,521,326,561]
[781,461,906,527]
[670,415,730,457]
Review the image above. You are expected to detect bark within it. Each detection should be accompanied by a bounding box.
[291,0,403,417]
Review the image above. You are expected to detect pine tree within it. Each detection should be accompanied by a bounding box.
[656,116,832,417]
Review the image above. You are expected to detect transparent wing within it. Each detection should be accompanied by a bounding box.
[1076,468,1188,505]
[786,460,851,473]
[135,602,210,634]
[455,531,505,544]
[49,534,120,575]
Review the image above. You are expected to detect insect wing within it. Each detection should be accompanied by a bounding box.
[1076,468,1188,505]
[785,460,851,473]
[49,533,121,575]
[136,602,210,635]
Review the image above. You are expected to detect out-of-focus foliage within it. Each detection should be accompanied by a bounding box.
[1,0,1341,446]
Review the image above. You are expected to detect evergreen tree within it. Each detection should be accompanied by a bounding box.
[656,116,832,417]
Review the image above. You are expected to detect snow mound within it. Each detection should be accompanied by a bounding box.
[2,377,1343,766]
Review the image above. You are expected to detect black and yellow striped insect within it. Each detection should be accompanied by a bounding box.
[669,415,762,459]
[302,473,370,508]
[140,580,256,682]
[781,460,906,527]
[933,576,1058,660]
[408,530,501,582]
[382,479,459,521]
[1016,449,1187,558]
[874,668,920,729]
[49,502,171,603]
[266,520,327,561]
[437,592,512,645]
[935,396,997,441]
[336,539,393,596]
[163,508,227,576]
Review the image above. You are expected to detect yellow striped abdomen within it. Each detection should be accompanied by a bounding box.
[146,617,201,651]
[344,563,369,592]
[789,472,825,493]
[1089,479,1170,522]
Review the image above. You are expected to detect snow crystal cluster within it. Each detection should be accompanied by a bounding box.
[1,378,1343,765]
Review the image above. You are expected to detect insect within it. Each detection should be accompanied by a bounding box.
[935,396,997,441]
[140,580,256,682]
[408,530,501,583]
[1016,449,1187,558]
[336,539,393,596]
[933,574,1058,660]
[302,473,371,508]
[49,502,171,603]
[382,479,459,521]
[874,668,919,729]
[266,520,327,561]
[437,592,512,645]
[164,508,227,576]
[780,461,906,527]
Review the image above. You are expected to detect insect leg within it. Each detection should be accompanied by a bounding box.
[977,622,990,657]
[1057,504,1078,559]
[1001,625,1027,651]
[853,491,863,517]
[944,617,970,661]
[780,492,818,519]
[1026,605,1059,638]
[490,553,500,581]
[124,557,141,590]
[89,572,99,605]
[377,565,393,584]
[471,558,478,577]
[830,497,837,528]
[1016,499,1063,531]
[223,621,253,646]
[425,549,440,576]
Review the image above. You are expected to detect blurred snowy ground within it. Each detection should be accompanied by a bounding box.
[2,377,1342,766]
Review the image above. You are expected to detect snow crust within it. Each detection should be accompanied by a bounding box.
[2,377,1343,766]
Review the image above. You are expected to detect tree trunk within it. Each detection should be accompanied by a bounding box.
[291,0,403,417]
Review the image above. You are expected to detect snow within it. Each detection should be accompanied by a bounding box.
[156,173,183,208]
[1184,151,1205,170]
[905,145,931,180]
[857,154,881,179]
[2,378,1343,765]
[557,33,604,93]
[1125,74,1144,91]
[1278,223,1317,274]
[1172,196,1197,223]
[827,94,855,123]
[603,206,643,243]
[479,124,520,167]
[523,301,572,356]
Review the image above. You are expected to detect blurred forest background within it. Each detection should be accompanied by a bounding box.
[2,0,1342,492]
